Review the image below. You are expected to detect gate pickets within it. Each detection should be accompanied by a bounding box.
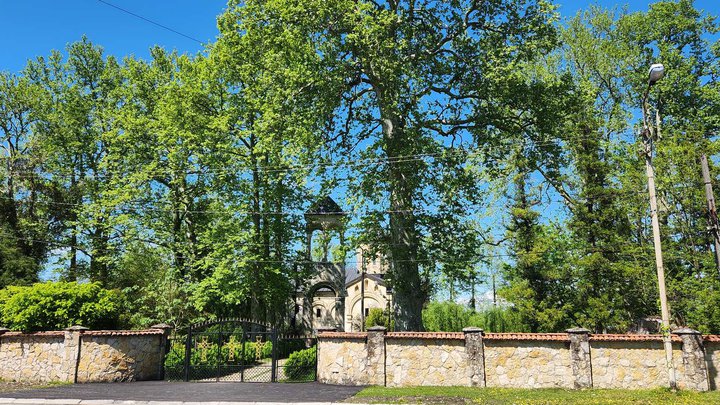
[164,318,317,383]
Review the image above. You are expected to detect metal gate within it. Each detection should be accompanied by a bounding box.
[164,318,317,383]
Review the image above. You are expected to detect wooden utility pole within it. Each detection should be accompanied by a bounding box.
[642,82,677,390]
[700,154,720,277]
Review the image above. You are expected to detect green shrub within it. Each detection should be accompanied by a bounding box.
[284,347,316,381]
[276,338,307,358]
[365,308,394,330]
[0,281,123,331]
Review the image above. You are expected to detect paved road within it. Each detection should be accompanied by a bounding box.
[1,381,364,404]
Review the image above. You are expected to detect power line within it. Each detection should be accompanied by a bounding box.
[96,0,204,45]
[5,130,712,180]
[0,177,706,218]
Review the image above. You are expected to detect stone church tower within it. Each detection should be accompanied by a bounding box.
[295,196,347,332]
[293,196,393,333]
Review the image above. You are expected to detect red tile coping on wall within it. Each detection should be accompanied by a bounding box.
[318,332,368,339]
[83,329,164,336]
[386,332,465,340]
[589,334,682,342]
[316,331,720,343]
[484,333,570,341]
[0,329,164,338]
[0,331,66,338]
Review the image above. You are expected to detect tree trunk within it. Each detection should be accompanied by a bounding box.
[250,134,262,320]
[383,115,424,331]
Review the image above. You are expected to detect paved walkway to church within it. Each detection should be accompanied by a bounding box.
[0,381,365,404]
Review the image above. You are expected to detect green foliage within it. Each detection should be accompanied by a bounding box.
[0,281,123,331]
[365,308,394,330]
[0,226,39,289]
[284,347,316,381]
[422,301,528,333]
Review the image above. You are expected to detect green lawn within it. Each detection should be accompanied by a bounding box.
[349,386,720,404]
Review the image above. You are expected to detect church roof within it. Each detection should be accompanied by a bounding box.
[306,196,345,216]
[345,270,387,288]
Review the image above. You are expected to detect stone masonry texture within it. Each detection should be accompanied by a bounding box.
[706,341,720,390]
[385,338,469,387]
[317,337,368,385]
[0,329,165,384]
[484,340,573,389]
[317,330,720,390]
[673,328,710,391]
[567,328,592,389]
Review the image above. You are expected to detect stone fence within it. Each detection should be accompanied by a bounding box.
[0,324,171,383]
[317,326,720,390]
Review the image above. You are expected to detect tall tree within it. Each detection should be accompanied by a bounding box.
[217,0,559,330]
[0,72,46,287]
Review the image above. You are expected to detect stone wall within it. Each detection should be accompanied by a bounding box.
[484,338,573,389]
[590,339,678,389]
[0,332,69,383]
[317,334,369,385]
[385,336,468,387]
[0,326,169,384]
[318,327,720,391]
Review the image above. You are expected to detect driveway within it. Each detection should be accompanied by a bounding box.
[0,381,364,404]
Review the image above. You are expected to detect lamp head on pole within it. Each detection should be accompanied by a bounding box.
[648,63,665,85]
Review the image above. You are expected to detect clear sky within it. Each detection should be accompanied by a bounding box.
[1,1,719,74]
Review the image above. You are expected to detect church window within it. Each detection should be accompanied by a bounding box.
[316,308,322,318]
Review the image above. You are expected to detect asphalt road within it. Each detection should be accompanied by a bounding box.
[3,381,364,403]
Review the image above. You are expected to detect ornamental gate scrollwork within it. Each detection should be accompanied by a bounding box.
[164,318,316,383]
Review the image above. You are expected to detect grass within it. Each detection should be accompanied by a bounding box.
[348,386,720,404]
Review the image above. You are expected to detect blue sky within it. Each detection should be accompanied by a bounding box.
[1,1,719,74]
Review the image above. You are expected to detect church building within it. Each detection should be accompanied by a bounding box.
[295,197,393,332]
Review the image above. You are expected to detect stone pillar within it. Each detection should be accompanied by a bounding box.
[463,327,486,387]
[151,323,174,380]
[673,327,709,391]
[63,325,88,383]
[567,328,592,389]
[367,326,387,386]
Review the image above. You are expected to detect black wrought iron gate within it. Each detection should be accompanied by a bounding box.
[164,318,317,383]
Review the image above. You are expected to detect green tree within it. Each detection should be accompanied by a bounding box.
[0,71,46,288]
[217,0,560,330]
[0,281,123,331]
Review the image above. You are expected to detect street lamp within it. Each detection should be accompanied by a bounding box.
[640,62,677,390]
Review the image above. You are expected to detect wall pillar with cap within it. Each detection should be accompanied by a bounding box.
[673,327,709,391]
[63,325,88,383]
[151,323,174,380]
[463,327,486,387]
[367,325,387,385]
[567,328,592,389]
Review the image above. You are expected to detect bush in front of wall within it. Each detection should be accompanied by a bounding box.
[0,281,123,331]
